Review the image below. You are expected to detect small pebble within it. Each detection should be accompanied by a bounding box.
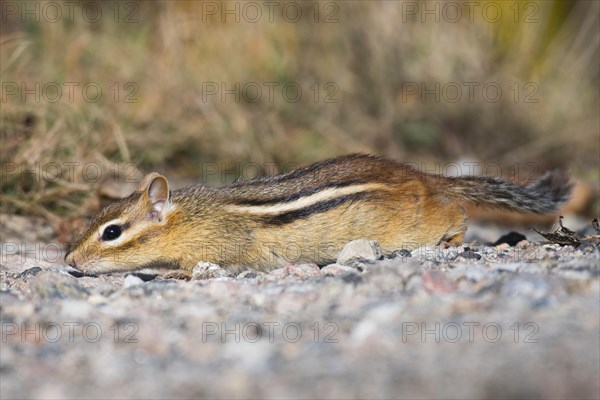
[237,270,258,279]
[288,263,321,278]
[456,251,482,261]
[494,243,511,252]
[321,264,359,276]
[388,249,412,259]
[269,268,288,278]
[123,275,145,288]
[268,264,321,279]
[337,239,381,265]
[410,247,437,261]
[192,262,232,280]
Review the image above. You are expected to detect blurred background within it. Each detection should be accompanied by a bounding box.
[1,0,598,226]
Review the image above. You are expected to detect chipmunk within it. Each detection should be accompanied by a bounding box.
[65,154,572,278]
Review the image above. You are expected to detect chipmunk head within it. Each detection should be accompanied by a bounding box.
[65,173,177,275]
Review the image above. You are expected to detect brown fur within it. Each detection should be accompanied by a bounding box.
[65,154,572,275]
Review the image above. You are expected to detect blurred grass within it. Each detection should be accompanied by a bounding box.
[1,0,598,219]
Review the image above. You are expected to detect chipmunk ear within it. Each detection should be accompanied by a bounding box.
[139,173,171,222]
[136,172,162,192]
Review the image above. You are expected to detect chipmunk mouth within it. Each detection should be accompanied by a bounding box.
[62,259,95,277]
[65,267,94,278]
[63,256,107,277]
[65,253,175,277]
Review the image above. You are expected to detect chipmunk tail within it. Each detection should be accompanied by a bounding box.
[437,170,573,214]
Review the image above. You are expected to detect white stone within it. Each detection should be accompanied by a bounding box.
[123,274,145,288]
[337,239,381,266]
[192,261,231,279]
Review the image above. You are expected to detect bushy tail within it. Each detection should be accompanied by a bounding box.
[437,171,573,214]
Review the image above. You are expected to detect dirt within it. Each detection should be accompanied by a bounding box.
[1,214,599,399]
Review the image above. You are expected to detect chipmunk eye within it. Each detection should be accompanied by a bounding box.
[101,224,122,241]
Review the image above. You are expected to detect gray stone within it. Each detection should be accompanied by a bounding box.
[410,246,439,262]
[266,263,321,279]
[192,261,232,280]
[321,264,360,276]
[288,263,321,278]
[337,239,382,265]
[456,251,482,261]
[237,270,258,279]
[268,267,288,278]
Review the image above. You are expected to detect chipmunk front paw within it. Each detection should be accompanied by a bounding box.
[159,269,193,280]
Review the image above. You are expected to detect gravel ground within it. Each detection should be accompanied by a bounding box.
[1,214,599,400]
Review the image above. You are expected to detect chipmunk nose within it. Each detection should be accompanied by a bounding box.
[64,252,86,277]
